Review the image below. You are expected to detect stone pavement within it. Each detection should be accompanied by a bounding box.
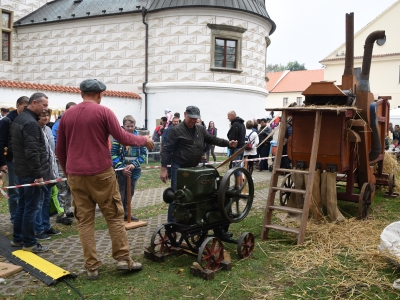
[0,169,273,296]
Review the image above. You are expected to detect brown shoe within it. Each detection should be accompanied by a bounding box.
[117,260,143,270]
[87,269,99,280]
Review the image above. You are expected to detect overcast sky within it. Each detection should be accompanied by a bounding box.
[265,0,398,70]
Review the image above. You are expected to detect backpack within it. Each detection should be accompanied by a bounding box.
[245,132,254,150]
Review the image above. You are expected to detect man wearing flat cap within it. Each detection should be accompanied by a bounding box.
[160,105,237,223]
[56,79,154,280]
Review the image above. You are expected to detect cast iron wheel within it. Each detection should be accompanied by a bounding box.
[237,232,255,259]
[217,167,254,223]
[388,174,395,195]
[197,237,224,271]
[358,183,372,219]
[279,173,294,206]
[150,225,174,254]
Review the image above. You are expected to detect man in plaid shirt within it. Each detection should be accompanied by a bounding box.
[111,115,147,221]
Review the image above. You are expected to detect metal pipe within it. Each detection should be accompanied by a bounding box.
[343,13,354,76]
[359,30,386,92]
[361,30,386,78]
[142,7,148,129]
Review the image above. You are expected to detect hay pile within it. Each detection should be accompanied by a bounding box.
[382,152,400,193]
[285,218,395,297]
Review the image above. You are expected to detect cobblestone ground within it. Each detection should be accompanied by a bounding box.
[0,169,274,296]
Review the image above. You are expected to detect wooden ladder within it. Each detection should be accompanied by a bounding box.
[261,110,322,245]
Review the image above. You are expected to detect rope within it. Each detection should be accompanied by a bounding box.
[0,156,286,191]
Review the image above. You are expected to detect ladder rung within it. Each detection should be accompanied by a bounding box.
[275,168,309,174]
[265,224,300,235]
[268,205,303,214]
[271,187,306,194]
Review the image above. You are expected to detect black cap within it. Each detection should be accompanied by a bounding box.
[79,79,107,92]
[260,118,267,123]
[186,106,201,119]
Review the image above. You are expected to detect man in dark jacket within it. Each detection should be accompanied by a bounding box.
[227,111,246,168]
[160,106,237,222]
[10,92,50,253]
[0,97,29,224]
[258,118,272,171]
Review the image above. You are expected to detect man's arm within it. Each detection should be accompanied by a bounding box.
[204,129,229,148]
[105,110,153,149]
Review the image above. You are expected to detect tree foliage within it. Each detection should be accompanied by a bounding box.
[266,60,307,73]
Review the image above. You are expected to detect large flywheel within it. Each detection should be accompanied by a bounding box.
[217,167,254,223]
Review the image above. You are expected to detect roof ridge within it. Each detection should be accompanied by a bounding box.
[321,52,400,63]
[0,80,141,99]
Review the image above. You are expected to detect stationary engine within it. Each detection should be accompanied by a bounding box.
[163,165,254,225]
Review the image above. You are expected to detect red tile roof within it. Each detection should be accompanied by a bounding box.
[0,80,141,99]
[266,69,324,93]
[320,52,400,62]
[266,71,287,92]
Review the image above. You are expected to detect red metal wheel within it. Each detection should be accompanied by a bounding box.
[237,232,255,259]
[150,225,174,254]
[197,237,224,271]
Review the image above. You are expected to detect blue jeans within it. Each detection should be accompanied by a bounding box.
[13,176,42,247]
[229,148,244,177]
[6,161,19,224]
[168,161,180,223]
[35,184,52,233]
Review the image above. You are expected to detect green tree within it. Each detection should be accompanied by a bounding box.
[286,60,306,71]
[266,63,286,73]
[266,61,307,72]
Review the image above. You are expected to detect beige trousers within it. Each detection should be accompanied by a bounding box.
[68,167,132,271]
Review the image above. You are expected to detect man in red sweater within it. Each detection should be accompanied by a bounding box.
[56,79,154,280]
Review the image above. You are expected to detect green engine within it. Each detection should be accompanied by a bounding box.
[163,165,254,226]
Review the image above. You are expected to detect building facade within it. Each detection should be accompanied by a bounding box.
[321,1,400,108]
[0,0,275,141]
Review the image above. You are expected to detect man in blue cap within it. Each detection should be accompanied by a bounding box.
[56,79,154,280]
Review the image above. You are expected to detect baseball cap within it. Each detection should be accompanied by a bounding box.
[186,106,201,119]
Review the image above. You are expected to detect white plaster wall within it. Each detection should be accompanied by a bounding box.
[0,0,49,21]
[8,14,145,90]
[146,83,267,153]
[5,6,272,133]
[0,0,50,80]
[0,87,142,125]
[145,8,272,152]
[146,8,272,90]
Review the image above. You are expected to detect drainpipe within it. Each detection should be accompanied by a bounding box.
[142,7,148,129]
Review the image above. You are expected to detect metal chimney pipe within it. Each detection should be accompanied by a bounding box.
[359,30,386,92]
[361,30,386,78]
[343,13,354,76]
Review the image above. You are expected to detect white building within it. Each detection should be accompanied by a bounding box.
[0,0,276,144]
[321,0,400,108]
